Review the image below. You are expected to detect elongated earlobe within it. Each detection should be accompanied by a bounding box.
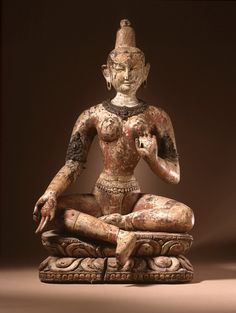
[102,64,109,79]
[106,81,112,90]
[102,64,112,91]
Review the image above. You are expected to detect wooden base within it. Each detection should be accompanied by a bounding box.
[39,255,193,284]
[41,230,193,258]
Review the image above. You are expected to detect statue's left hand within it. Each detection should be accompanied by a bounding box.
[135,133,158,160]
[33,191,57,234]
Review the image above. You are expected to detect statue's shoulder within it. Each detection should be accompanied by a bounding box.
[77,103,104,118]
[147,104,170,119]
[84,102,106,115]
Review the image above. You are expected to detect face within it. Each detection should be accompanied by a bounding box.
[103,50,150,95]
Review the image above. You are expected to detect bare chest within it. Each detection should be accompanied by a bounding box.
[96,113,153,144]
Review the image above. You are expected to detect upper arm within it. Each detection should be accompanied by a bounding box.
[65,107,97,163]
[153,107,179,162]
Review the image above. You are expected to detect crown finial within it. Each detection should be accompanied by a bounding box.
[115,19,136,49]
[120,19,131,27]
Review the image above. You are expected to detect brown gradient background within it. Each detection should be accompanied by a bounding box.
[1,0,236,266]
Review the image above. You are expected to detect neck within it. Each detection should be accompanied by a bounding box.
[111,92,139,107]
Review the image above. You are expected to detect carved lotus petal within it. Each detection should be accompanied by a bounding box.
[178,255,194,271]
[154,256,172,268]
[93,258,105,270]
[80,257,103,271]
[147,256,180,272]
[161,240,179,255]
[135,240,161,256]
[48,257,82,272]
[55,257,77,268]
[65,243,97,257]
[169,243,184,254]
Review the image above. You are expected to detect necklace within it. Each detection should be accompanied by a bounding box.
[102,99,148,119]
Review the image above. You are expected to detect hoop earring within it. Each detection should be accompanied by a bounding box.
[106,81,112,90]
[143,79,147,88]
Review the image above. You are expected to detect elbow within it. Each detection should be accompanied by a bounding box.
[167,173,180,184]
[162,171,180,184]
[169,168,180,184]
[169,161,180,184]
[171,174,180,184]
[154,158,180,184]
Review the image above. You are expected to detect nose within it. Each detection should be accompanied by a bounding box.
[124,67,130,80]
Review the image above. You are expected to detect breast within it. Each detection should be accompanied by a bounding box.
[98,116,122,142]
[124,116,150,138]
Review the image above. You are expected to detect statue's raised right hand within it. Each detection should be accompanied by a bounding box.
[33,191,57,234]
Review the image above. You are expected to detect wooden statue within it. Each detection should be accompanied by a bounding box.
[34,19,194,283]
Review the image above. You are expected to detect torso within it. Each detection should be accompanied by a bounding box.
[89,101,166,215]
[93,101,162,177]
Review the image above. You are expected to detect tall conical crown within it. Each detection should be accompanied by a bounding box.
[115,19,136,49]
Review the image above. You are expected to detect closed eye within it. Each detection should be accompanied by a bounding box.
[113,65,125,71]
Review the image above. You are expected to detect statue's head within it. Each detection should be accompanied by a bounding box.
[102,19,150,94]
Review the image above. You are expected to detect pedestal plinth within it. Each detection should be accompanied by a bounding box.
[39,255,193,283]
[39,230,193,283]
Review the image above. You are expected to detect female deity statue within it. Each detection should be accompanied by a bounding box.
[33,19,194,269]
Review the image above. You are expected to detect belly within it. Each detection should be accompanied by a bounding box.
[99,138,140,176]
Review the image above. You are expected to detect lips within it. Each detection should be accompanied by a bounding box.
[123,81,133,85]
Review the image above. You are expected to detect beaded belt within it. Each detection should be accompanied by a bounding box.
[95,177,140,194]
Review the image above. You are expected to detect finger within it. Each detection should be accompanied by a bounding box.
[33,198,45,215]
[49,210,55,221]
[34,196,45,207]
[33,205,42,222]
[35,217,45,233]
[33,213,38,222]
[41,216,49,231]
[35,216,49,234]
[33,204,39,215]
[36,216,49,233]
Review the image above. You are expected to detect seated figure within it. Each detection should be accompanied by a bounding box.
[33,19,194,278]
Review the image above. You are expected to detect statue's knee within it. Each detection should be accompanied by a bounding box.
[55,209,79,231]
[170,203,194,232]
[179,204,194,232]
[64,208,77,219]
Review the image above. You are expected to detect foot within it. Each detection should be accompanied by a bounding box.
[99,213,125,228]
[116,230,137,268]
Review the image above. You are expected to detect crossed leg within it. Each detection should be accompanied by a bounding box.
[57,193,102,217]
[100,193,194,233]
[52,192,193,265]
[54,193,137,267]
